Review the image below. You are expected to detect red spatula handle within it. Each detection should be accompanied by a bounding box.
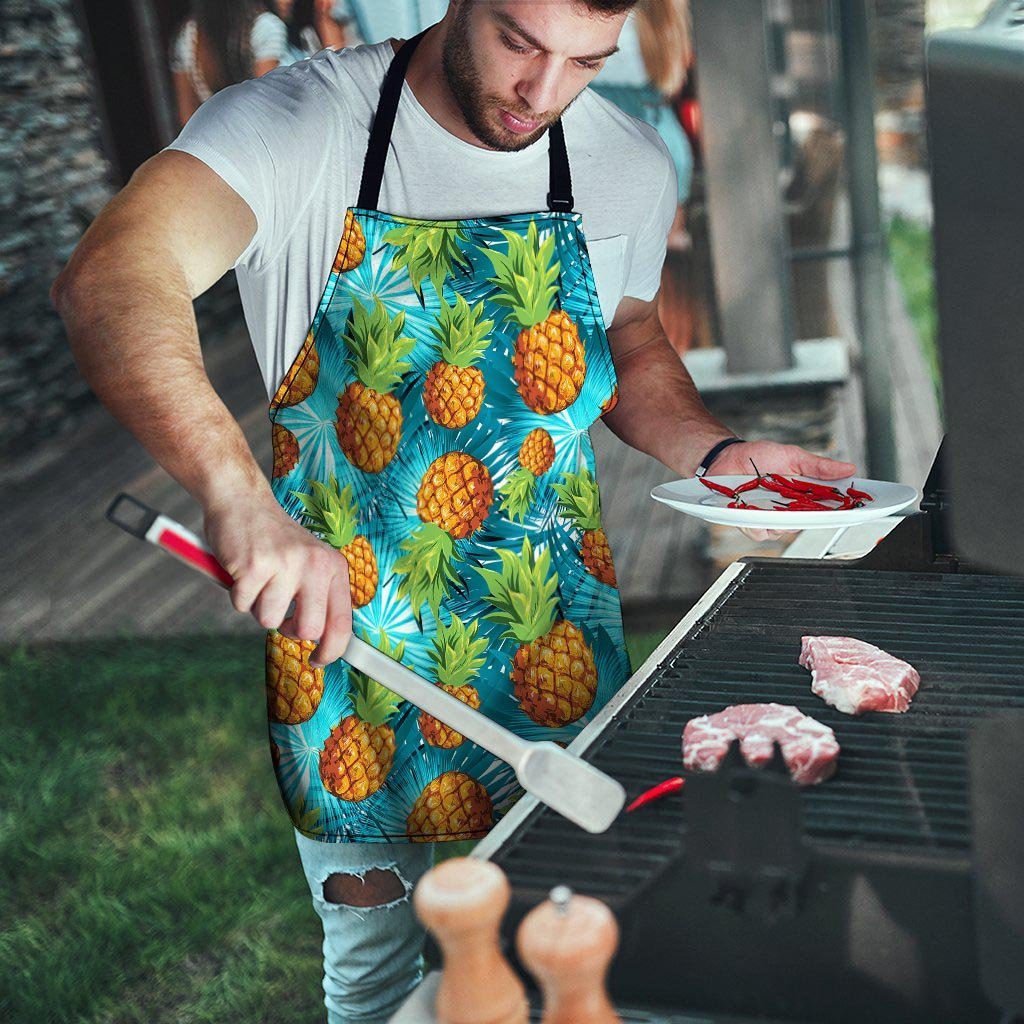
[106,493,233,588]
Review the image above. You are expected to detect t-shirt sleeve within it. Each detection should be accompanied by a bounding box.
[251,12,289,63]
[164,64,340,273]
[623,134,678,302]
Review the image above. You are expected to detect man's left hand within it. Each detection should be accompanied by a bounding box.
[707,440,857,542]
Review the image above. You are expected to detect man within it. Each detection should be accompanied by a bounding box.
[52,2,854,1020]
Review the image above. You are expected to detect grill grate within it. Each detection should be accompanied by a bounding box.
[494,562,1024,900]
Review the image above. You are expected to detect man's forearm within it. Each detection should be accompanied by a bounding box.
[602,331,734,477]
[53,255,271,513]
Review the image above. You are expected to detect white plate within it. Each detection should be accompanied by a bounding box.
[650,476,920,530]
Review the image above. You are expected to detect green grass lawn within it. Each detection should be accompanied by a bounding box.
[0,630,665,1023]
[887,215,941,399]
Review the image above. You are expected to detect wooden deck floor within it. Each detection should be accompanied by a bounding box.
[4,249,939,645]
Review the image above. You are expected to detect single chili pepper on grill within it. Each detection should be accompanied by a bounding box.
[625,776,685,813]
[846,486,873,502]
[699,477,737,498]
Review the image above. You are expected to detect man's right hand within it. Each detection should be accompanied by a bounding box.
[204,495,353,668]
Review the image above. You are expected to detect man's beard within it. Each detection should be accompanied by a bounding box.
[441,5,557,151]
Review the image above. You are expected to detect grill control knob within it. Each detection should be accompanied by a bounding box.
[413,857,528,1024]
[517,886,621,1024]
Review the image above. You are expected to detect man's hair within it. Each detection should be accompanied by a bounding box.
[579,0,640,13]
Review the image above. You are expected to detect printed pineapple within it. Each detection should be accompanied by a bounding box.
[273,331,320,408]
[406,770,494,842]
[332,210,367,273]
[499,428,556,523]
[292,475,379,607]
[551,469,618,588]
[319,633,405,802]
[272,423,300,479]
[419,614,487,748]
[482,220,586,414]
[394,451,494,621]
[477,538,598,727]
[423,294,493,428]
[266,630,325,725]
[336,297,416,473]
[382,218,471,300]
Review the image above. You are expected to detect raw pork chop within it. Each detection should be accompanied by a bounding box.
[799,636,920,716]
[682,703,840,786]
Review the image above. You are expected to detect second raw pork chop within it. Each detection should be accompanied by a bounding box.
[682,703,840,785]
[800,636,920,716]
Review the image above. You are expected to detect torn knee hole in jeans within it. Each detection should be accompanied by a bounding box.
[321,867,411,910]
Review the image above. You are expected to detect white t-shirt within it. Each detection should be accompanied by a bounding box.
[170,12,289,103]
[167,40,677,399]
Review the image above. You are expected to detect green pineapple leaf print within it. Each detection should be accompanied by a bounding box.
[394,523,462,624]
[383,219,472,301]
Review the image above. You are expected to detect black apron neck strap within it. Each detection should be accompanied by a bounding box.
[357,30,427,211]
[357,31,575,215]
[546,118,574,213]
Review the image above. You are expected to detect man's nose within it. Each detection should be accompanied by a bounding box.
[516,63,561,118]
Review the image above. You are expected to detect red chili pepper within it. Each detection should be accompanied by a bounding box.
[734,477,762,494]
[699,477,737,498]
[728,499,768,509]
[626,776,685,813]
[760,478,820,502]
[758,477,800,496]
[846,486,873,502]
[771,473,844,498]
[768,473,815,493]
[782,498,834,511]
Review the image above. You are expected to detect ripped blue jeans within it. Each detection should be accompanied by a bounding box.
[294,829,435,1024]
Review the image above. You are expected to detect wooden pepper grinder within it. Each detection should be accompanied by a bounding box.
[413,857,528,1024]
[516,885,621,1024]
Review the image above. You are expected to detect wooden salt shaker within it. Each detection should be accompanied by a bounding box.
[413,857,528,1024]
[516,885,621,1024]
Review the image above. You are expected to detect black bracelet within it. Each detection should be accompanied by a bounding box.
[695,437,745,478]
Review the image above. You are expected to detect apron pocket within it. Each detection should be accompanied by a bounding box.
[586,234,628,328]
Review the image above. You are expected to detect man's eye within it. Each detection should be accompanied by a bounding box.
[501,35,530,54]
[576,59,600,71]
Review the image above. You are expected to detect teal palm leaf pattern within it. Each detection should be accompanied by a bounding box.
[266,207,627,842]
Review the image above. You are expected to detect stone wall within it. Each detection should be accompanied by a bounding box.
[0,0,246,462]
[0,0,116,458]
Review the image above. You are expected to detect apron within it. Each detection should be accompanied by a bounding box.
[265,30,630,843]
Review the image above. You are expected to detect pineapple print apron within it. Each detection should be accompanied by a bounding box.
[266,29,630,842]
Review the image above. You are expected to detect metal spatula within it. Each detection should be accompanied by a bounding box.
[106,493,626,834]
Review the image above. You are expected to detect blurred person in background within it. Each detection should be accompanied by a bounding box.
[592,0,693,224]
[171,0,289,126]
[276,0,351,62]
